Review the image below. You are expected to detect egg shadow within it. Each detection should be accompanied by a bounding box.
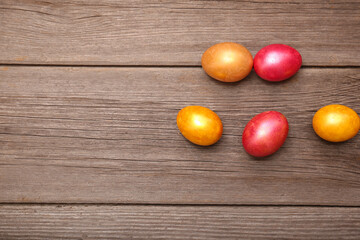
[201,69,254,87]
[313,131,357,146]
[244,148,285,161]
[256,70,301,86]
[181,133,225,151]
[238,133,287,161]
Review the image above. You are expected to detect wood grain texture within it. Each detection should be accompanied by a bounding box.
[0,66,359,205]
[0,205,359,240]
[0,0,359,66]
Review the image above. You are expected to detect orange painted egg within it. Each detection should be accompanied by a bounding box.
[177,106,223,146]
[201,42,253,82]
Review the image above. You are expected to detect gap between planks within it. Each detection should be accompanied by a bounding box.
[0,63,360,69]
[1,203,360,208]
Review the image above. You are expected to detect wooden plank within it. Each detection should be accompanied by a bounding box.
[0,0,359,66]
[0,205,359,239]
[0,66,359,205]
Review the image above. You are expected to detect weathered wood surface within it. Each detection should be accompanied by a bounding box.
[0,0,359,66]
[0,205,359,240]
[0,66,359,205]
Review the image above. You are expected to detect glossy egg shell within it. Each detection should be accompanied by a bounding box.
[201,42,253,82]
[313,104,360,142]
[242,111,289,157]
[254,44,302,82]
[177,106,223,146]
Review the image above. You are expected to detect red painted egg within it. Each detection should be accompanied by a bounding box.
[242,111,289,157]
[254,44,302,82]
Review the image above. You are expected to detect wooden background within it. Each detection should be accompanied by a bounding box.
[0,0,359,239]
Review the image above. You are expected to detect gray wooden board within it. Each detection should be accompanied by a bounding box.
[0,66,359,205]
[0,0,359,66]
[0,205,360,239]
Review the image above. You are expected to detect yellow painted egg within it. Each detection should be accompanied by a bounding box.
[177,106,223,146]
[313,104,360,142]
